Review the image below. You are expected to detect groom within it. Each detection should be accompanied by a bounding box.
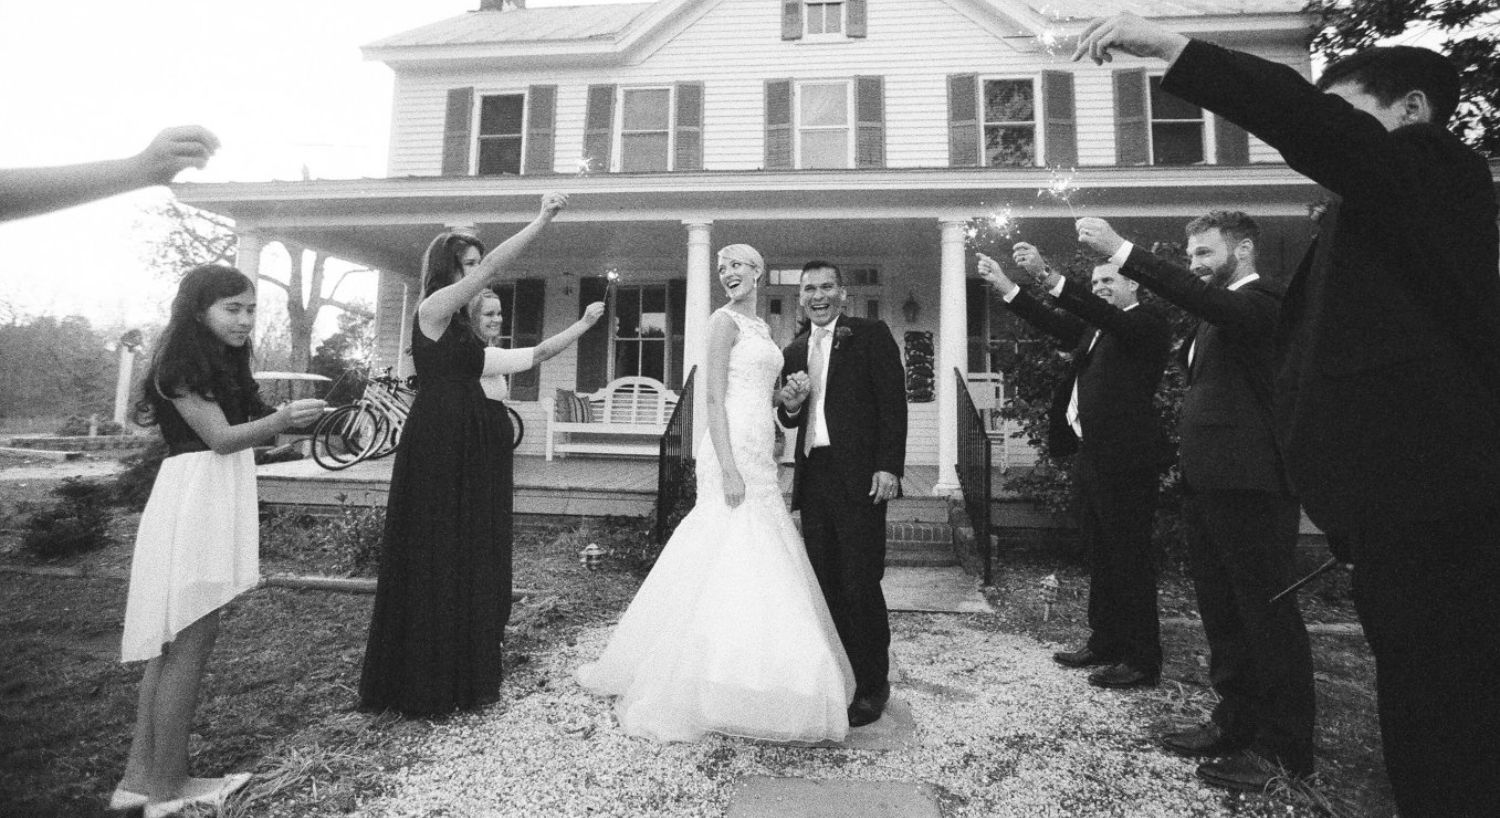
[776,260,907,727]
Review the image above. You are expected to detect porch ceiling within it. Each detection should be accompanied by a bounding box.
[176,166,1337,276]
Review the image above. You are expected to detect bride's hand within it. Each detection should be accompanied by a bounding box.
[722,470,745,508]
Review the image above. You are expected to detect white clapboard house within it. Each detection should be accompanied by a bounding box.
[180,0,1332,493]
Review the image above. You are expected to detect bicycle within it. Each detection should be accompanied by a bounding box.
[311,368,413,470]
[310,368,524,471]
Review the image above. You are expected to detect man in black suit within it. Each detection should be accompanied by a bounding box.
[776,260,907,727]
[978,250,1171,689]
[1078,212,1314,790]
[1076,17,1500,815]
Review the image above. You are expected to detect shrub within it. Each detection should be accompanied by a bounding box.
[21,478,113,559]
[259,497,384,577]
[54,415,125,436]
[111,438,169,511]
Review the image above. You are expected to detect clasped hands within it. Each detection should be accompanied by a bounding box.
[777,371,811,412]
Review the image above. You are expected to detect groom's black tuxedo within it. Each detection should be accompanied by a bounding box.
[1162,39,1500,814]
[777,314,907,701]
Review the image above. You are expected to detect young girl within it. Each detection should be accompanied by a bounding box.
[113,265,324,817]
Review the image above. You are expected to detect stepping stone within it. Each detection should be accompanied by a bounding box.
[883,566,991,613]
[726,777,941,818]
[840,697,917,751]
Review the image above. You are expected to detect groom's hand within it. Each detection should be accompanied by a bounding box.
[869,471,899,504]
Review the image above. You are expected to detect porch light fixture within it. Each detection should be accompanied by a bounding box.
[901,291,921,324]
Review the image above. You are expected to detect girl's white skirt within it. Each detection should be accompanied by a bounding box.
[121,448,259,663]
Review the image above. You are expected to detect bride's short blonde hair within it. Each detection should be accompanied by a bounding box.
[716,243,764,273]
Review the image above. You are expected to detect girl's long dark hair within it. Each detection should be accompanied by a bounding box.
[133,264,266,426]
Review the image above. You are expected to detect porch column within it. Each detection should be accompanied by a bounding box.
[934,219,967,496]
[235,230,265,281]
[682,220,713,445]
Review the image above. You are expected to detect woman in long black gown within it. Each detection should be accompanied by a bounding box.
[359,193,566,716]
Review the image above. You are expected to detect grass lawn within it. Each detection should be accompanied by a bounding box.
[0,469,1394,817]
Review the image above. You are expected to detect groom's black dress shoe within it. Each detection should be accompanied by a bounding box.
[848,682,891,727]
[1087,663,1159,689]
[1052,647,1119,668]
[1160,723,1246,757]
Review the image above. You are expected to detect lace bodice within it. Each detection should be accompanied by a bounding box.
[696,307,784,503]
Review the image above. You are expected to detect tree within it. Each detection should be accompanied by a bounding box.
[139,199,375,372]
[0,312,115,421]
[309,307,376,405]
[1305,0,1500,156]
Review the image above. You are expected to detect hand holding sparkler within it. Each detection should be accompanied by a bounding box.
[778,371,812,412]
[538,191,568,222]
[1075,217,1126,257]
[1011,242,1057,287]
[579,301,605,327]
[1072,12,1190,66]
[976,253,1020,298]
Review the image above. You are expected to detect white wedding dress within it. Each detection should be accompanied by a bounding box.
[577,307,854,743]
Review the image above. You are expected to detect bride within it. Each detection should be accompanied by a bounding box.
[577,244,854,743]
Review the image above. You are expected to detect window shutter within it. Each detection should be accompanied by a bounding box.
[1214,114,1250,165]
[854,75,885,168]
[523,85,557,175]
[584,84,616,173]
[947,73,979,168]
[441,87,474,176]
[668,278,686,390]
[847,0,867,37]
[1041,71,1076,167]
[674,82,704,171]
[1113,69,1149,166]
[508,278,546,400]
[781,0,803,40]
[575,277,609,393]
[765,79,793,170]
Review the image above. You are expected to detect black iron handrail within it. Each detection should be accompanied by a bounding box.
[954,368,993,585]
[654,366,698,544]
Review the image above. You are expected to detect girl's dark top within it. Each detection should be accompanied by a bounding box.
[156,379,271,456]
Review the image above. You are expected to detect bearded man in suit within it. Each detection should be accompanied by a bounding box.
[1079,212,1314,791]
[776,260,907,728]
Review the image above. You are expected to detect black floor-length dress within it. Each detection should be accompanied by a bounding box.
[359,316,514,716]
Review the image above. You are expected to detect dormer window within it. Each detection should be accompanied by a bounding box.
[782,0,867,41]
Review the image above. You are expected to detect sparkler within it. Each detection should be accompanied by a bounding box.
[1033,3,1074,57]
[575,155,595,177]
[964,204,1022,258]
[1038,166,1082,220]
[603,267,621,298]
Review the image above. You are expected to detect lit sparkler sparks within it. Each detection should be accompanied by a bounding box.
[575,156,595,176]
[1038,166,1081,219]
[603,267,621,296]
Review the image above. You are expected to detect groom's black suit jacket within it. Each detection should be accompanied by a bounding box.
[776,315,907,511]
[1163,40,1500,530]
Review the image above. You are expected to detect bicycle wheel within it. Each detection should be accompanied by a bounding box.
[367,412,401,460]
[311,405,381,470]
[507,405,524,450]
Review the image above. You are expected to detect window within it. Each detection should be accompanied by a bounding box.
[1149,76,1205,165]
[620,88,672,172]
[477,94,525,175]
[798,82,851,168]
[806,1,843,35]
[611,285,670,382]
[982,79,1037,167]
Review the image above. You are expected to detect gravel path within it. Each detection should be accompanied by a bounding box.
[359,614,1252,818]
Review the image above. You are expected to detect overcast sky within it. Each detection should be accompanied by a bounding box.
[0,0,629,330]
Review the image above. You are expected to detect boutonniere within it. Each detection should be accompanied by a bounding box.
[833,326,853,350]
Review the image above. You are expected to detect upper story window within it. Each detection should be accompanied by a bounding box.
[798,81,851,168]
[477,93,526,175]
[620,88,672,172]
[806,1,843,35]
[982,78,1038,167]
[1148,76,1205,165]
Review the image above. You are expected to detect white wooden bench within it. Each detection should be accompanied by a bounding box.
[544,376,680,461]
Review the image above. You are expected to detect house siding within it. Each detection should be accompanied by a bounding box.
[384,0,1310,176]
